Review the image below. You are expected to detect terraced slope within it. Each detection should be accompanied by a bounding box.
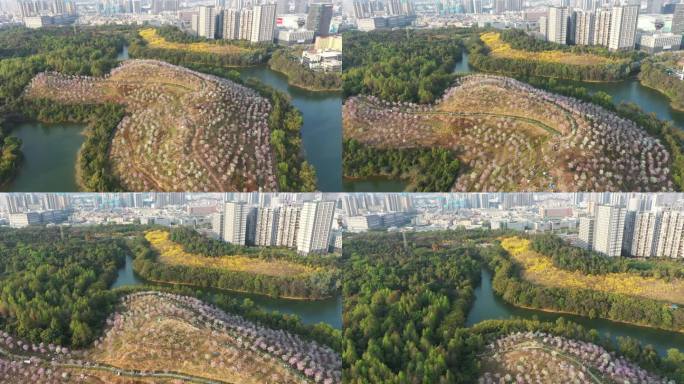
[343,75,674,192]
[25,59,278,192]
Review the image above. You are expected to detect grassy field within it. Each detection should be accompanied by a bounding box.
[480,32,620,66]
[501,237,684,305]
[146,230,317,277]
[85,293,312,384]
[139,28,250,55]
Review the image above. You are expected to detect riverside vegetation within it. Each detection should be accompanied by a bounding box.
[342,230,684,383]
[135,228,340,299]
[470,30,640,81]
[638,52,684,112]
[0,225,342,383]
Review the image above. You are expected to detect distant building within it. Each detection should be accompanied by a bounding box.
[578,217,595,250]
[223,9,241,40]
[630,212,661,257]
[638,33,683,53]
[296,201,335,255]
[250,4,276,43]
[608,5,639,51]
[9,212,42,228]
[593,7,612,46]
[306,3,333,36]
[547,6,569,44]
[593,205,626,257]
[239,8,253,40]
[198,6,216,39]
[255,207,279,246]
[314,35,342,51]
[275,205,301,248]
[673,3,684,35]
[574,10,595,45]
[347,215,382,232]
[276,29,315,45]
[222,202,249,245]
[656,211,683,258]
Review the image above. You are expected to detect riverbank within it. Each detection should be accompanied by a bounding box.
[639,79,684,112]
[467,268,684,356]
[267,60,342,92]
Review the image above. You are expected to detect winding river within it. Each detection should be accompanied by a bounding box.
[236,66,342,192]
[112,255,343,329]
[467,268,684,356]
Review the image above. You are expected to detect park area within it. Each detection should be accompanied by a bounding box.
[501,237,684,306]
[343,74,674,192]
[480,331,668,384]
[480,32,623,66]
[0,292,341,383]
[24,59,279,191]
[146,230,317,278]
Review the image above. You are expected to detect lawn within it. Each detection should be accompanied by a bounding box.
[481,32,621,66]
[139,28,250,56]
[501,237,684,305]
[145,230,317,278]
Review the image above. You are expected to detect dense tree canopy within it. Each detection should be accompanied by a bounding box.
[343,138,460,191]
[342,28,466,103]
[342,230,684,383]
[0,226,126,348]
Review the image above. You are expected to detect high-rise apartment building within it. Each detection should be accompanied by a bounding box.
[547,6,569,44]
[593,7,612,46]
[673,3,684,35]
[574,10,595,45]
[307,3,333,36]
[198,6,216,39]
[296,201,335,255]
[578,216,595,250]
[593,205,626,257]
[630,212,661,257]
[276,205,301,248]
[239,8,253,40]
[608,5,639,50]
[222,202,249,245]
[223,9,240,39]
[656,211,684,258]
[255,207,279,246]
[250,4,276,43]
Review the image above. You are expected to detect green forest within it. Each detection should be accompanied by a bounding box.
[343,138,460,191]
[342,28,467,103]
[343,230,684,383]
[268,48,342,91]
[0,226,126,348]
